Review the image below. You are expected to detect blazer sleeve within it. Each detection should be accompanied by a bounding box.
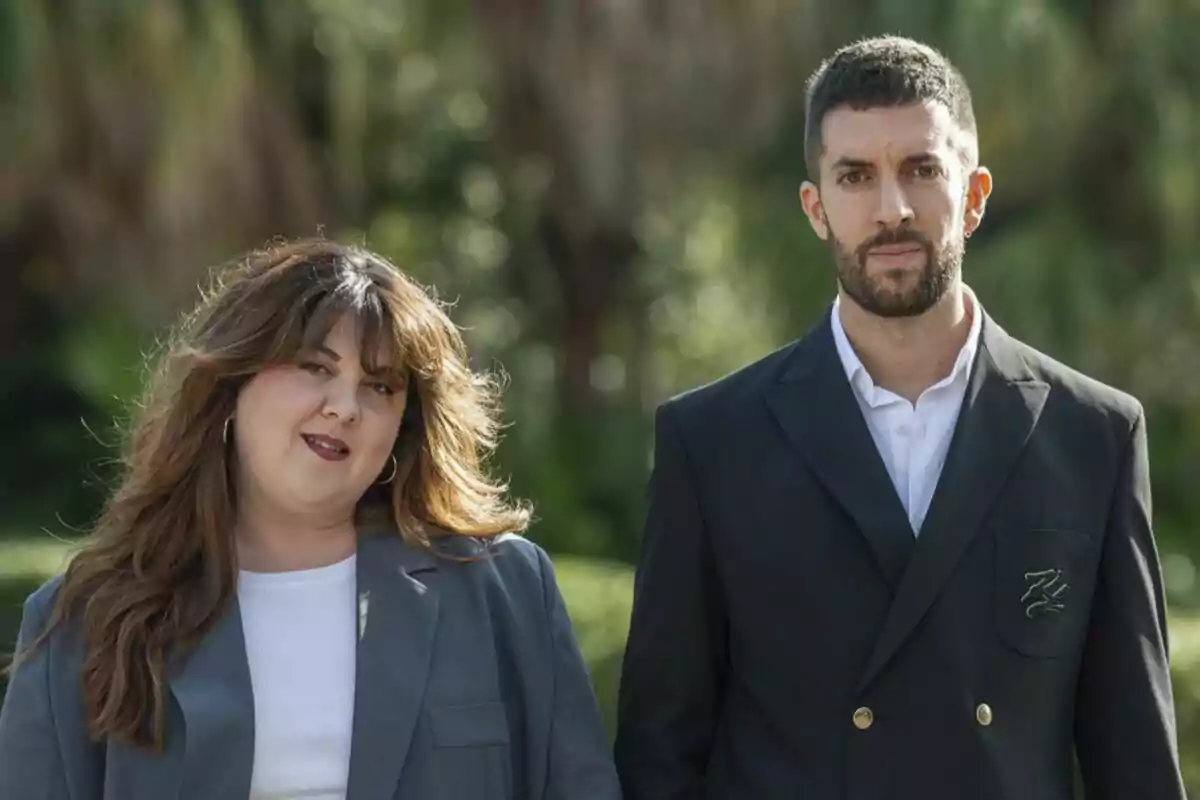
[534,546,622,800]
[0,589,71,799]
[614,402,726,800]
[1074,407,1187,799]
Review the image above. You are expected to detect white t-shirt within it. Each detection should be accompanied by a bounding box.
[238,553,358,800]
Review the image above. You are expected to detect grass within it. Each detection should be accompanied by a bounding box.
[0,536,80,583]
[1173,613,1200,670]
[551,556,636,734]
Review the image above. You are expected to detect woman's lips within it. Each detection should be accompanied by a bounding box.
[301,433,350,462]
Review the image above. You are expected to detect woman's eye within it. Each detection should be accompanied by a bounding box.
[299,361,330,376]
[370,382,395,396]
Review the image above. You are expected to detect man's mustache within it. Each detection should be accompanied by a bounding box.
[856,228,932,262]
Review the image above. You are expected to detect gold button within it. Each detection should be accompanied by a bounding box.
[852,706,874,730]
[976,703,993,726]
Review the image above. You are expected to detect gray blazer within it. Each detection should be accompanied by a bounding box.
[0,526,620,800]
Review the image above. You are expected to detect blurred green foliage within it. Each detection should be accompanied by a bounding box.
[1,0,1199,776]
[2,0,1198,576]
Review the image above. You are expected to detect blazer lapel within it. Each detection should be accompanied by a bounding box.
[764,308,915,589]
[345,525,441,800]
[165,596,256,800]
[856,314,1049,691]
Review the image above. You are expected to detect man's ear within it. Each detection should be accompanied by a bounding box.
[800,181,829,240]
[964,166,992,237]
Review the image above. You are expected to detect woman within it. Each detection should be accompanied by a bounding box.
[0,239,620,800]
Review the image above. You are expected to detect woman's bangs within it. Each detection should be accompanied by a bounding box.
[295,283,406,377]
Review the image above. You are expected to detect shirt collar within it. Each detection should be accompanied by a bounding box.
[830,285,982,405]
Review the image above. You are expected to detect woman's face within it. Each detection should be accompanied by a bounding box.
[232,314,408,522]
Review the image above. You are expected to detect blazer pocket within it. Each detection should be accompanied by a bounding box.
[429,702,512,800]
[994,527,1101,659]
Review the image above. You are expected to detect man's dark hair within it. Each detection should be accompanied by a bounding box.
[804,36,977,179]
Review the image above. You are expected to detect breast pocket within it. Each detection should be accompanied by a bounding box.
[429,701,512,800]
[994,527,1101,659]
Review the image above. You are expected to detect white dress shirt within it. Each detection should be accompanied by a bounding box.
[238,553,358,800]
[829,288,982,535]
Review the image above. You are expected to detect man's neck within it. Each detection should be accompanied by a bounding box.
[837,284,973,404]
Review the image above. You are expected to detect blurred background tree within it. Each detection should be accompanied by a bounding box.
[2,0,1199,781]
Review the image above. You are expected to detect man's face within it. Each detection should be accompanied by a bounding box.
[800,101,991,317]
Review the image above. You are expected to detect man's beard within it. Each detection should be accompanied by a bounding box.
[829,222,963,318]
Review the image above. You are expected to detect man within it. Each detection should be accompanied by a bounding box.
[614,35,1186,800]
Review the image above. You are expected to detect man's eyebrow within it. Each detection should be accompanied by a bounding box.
[902,151,941,165]
[831,156,874,170]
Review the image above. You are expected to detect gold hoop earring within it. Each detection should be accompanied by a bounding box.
[378,453,398,485]
[223,416,233,445]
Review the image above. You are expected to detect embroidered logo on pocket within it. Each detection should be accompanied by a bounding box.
[1021,569,1068,619]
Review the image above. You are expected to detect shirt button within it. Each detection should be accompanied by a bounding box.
[976,703,993,726]
[852,706,874,730]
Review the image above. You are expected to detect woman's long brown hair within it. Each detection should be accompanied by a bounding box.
[9,238,530,749]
